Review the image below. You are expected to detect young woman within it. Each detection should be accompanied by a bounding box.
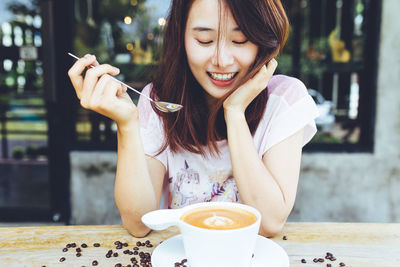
[68,0,319,237]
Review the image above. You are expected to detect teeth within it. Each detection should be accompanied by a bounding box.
[209,72,236,81]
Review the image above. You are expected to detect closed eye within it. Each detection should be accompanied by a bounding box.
[233,40,248,45]
[197,40,213,45]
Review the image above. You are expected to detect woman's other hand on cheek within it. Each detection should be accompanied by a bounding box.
[223,58,278,115]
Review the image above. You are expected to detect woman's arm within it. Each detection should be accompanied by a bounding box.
[115,123,166,237]
[68,54,166,237]
[225,109,303,237]
[223,59,304,237]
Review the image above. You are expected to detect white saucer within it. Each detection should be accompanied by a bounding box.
[151,234,289,267]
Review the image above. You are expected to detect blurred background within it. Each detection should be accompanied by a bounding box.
[0,0,399,225]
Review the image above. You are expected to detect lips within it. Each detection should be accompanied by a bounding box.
[207,72,238,86]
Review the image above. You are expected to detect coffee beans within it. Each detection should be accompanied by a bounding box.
[50,239,155,267]
[174,258,188,267]
[301,251,346,266]
[282,235,287,240]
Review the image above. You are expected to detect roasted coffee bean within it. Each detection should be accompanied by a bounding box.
[62,248,68,252]
[116,244,123,249]
[313,258,318,263]
[115,264,122,267]
[146,244,153,247]
[301,259,306,263]
[339,263,345,266]
[282,236,287,240]
[92,260,98,266]
[76,248,82,252]
[71,243,77,248]
[327,264,332,267]
[131,257,137,262]
[107,249,113,254]
[76,252,82,257]
[81,243,88,248]
[66,244,72,248]
[330,257,337,261]
[128,250,134,255]
[318,258,324,262]
[93,243,100,247]
[181,259,187,264]
[326,252,333,257]
[123,242,129,247]
[145,240,150,245]
[59,257,66,262]
[123,249,130,254]
[105,254,111,258]
[133,247,139,251]
[113,252,119,257]
[133,250,139,255]
[127,265,132,267]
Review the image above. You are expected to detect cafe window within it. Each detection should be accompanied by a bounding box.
[71,0,168,149]
[279,0,381,152]
[70,0,381,152]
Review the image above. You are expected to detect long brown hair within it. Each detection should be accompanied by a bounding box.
[151,0,289,156]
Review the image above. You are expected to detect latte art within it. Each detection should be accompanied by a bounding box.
[204,214,234,227]
[181,206,257,230]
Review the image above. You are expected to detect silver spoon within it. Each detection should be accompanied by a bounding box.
[68,52,183,113]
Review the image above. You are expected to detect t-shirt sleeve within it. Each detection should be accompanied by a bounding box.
[256,76,319,156]
[137,84,168,168]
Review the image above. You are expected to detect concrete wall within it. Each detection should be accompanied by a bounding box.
[69,0,400,225]
[70,152,120,224]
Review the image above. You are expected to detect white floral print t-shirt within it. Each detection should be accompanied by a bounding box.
[137,75,319,209]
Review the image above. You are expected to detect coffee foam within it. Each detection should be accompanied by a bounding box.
[203,214,234,227]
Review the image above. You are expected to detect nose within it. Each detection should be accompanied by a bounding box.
[211,41,234,68]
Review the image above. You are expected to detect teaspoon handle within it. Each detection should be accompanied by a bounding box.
[67,52,153,102]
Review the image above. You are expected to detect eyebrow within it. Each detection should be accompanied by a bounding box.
[192,26,241,32]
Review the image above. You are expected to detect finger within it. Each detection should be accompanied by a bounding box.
[103,78,123,100]
[250,58,278,92]
[68,55,98,98]
[80,64,120,108]
[117,84,128,97]
[89,74,114,108]
[265,58,278,79]
[84,54,100,67]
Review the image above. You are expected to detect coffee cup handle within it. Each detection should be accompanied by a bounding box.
[141,209,182,230]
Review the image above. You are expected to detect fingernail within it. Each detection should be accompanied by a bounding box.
[114,67,120,72]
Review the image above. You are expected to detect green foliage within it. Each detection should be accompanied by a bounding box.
[12,146,25,160]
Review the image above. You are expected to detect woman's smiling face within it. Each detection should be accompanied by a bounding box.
[184,0,258,107]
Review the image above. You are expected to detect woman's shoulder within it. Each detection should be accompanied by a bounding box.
[267,74,309,105]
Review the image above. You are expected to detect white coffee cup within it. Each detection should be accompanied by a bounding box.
[142,202,261,267]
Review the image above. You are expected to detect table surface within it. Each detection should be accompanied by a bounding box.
[0,222,399,267]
